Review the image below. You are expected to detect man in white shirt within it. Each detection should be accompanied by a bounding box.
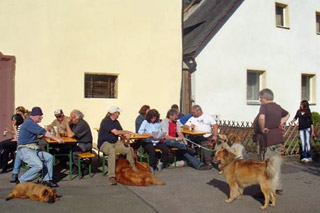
[184,105,218,167]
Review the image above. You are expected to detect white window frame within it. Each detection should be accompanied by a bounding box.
[247,70,266,105]
[301,74,316,104]
[275,2,290,29]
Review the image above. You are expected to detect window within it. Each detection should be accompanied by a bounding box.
[275,3,289,28]
[247,70,266,104]
[84,73,118,98]
[301,74,316,103]
[316,12,320,34]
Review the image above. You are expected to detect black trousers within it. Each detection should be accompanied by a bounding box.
[0,139,17,171]
[142,142,169,169]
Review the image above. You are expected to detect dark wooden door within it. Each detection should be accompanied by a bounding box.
[0,52,15,140]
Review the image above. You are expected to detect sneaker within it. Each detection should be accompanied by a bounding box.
[109,177,117,185]
[10,174,19,183]
[198,164,212,170]
[307,158,313,162]
[150,167,155,174]
[42,181,59,188]
[301,158,308,163]
[157,161,164,171]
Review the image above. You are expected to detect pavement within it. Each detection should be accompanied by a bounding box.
[0,155,319,213]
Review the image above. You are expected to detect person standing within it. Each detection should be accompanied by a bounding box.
[291,100,315,163]
[98,106,136,185]
[253,88,289,194]
[17,107,63,187]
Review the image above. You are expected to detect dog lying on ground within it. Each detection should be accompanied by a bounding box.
[213,147,282,210]
[116,158,165,186]
[6,182,59,203]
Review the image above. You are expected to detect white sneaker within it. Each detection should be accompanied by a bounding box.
[150,167,155,174]
[157,161,164,171]
[301,158,308,163]
[307,158,313,162]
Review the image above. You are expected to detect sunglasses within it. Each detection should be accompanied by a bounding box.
[55,115,63,118]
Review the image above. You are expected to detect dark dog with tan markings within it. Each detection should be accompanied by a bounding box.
[6,182,59,203]
[214,147,282,210]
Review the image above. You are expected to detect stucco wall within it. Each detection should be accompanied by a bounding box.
[0,0,182,143]
[193,0,320,122]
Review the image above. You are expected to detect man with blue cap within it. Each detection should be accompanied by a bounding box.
[17,106,64,187]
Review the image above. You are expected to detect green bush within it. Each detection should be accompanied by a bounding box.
[312,111,320,125]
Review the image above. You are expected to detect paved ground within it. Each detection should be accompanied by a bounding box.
[0,156,319,213]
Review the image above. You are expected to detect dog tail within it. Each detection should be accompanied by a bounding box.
[6,192,15,201]
[265,155,282,191]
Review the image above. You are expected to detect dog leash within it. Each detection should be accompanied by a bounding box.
[183,138,213,151]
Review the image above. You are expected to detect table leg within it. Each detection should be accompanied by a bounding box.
[69,150,73,180]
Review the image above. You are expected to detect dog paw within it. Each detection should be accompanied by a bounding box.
[260,206,268,210]
[225,198,234,203]
[270,203,276,207]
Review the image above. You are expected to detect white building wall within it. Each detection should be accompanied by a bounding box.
[193,0,320,122]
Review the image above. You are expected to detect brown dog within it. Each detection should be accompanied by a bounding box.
[214,148,282,210]
[116,158,165,186]
[6,182,59,203]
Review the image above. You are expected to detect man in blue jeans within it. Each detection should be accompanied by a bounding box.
[17,107,64,187]
[161,109,211,170]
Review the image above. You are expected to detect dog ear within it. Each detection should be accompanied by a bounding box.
[42,189,49,197]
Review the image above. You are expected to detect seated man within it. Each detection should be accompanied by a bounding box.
[161,109,211,170]
[47,109,69,136]
[17,107,64,187]
[183,105,218,167]
[66,109,92,172]
[98,106,136,185]
[38,109,69,151]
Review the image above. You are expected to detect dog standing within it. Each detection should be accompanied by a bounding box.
[116,158,165,186]
[6,182,59,203]
[214,147,282,210]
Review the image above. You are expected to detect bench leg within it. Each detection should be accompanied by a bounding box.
[102,156,106,176]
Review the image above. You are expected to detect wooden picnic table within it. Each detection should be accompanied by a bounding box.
[45,136,77,180]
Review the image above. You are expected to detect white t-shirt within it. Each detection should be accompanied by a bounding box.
[185,113,216,138]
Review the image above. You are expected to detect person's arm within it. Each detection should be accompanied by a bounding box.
[280,113,290,126]
[259,114,269,134]
[138,121,152,137]
[45,131,64,144]
[311,124,315,137]
[211,124,218,141]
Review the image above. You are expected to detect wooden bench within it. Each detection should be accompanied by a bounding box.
[78,152,95,178]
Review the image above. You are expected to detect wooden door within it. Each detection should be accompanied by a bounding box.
[0,52,15,140]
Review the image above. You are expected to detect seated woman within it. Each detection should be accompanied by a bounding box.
[0,113,24,173]
[138,109,169,173]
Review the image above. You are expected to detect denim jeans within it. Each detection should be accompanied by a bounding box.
[12,154,22,175]
[299,128,312,159]
[164,139,203,169]
[17,147,53,182]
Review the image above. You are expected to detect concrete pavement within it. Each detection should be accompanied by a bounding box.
[0,157,319,213]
